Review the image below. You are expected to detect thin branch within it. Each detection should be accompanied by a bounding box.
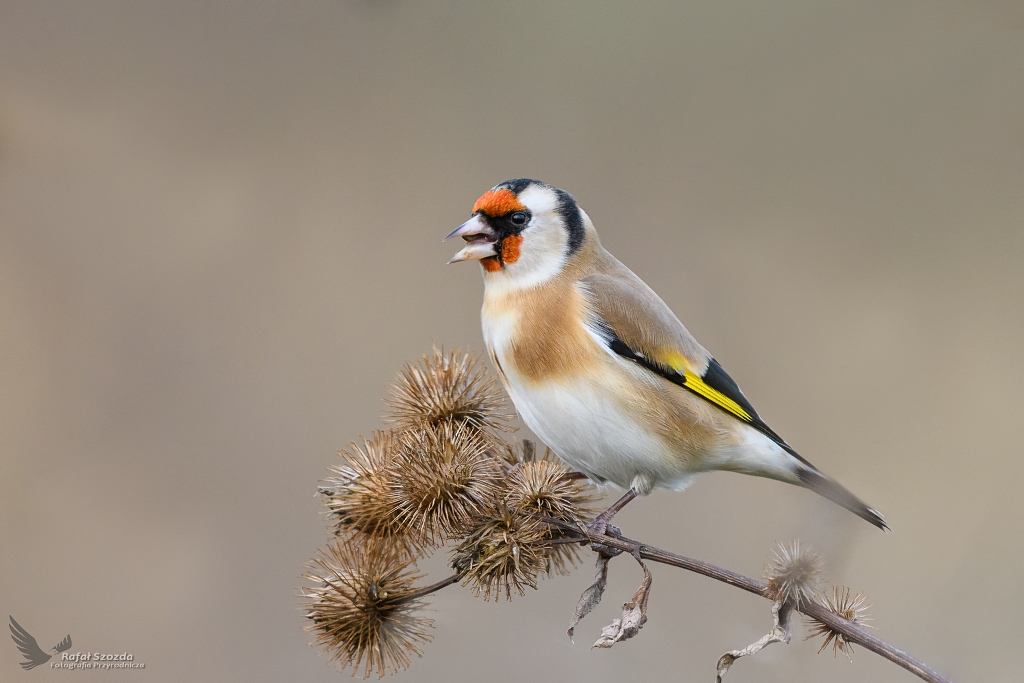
[539,519,951,683]
[402,573,461,602]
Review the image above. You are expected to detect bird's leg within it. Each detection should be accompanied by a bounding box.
[587,488,638,537]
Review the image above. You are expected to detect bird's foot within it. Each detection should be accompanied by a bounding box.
[583,519,646,564]
[586,488,638,535]
[585,522,624,558]
[585,516,611,539]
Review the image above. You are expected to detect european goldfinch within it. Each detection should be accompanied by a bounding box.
[445,179,887,531]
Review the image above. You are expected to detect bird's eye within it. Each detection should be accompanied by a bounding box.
[510,212,528,226]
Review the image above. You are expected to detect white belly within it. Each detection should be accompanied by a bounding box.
[483,307,693,492]
[512,375,695,492]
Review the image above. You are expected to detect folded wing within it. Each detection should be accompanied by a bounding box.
[580,261,888,531]
[581,266,802,460]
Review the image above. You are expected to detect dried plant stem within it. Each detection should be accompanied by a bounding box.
[402,574,462,602]
[559,525,951,683]
[398,522,951,683]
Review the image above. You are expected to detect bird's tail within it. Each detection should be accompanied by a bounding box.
[795,467,888,531]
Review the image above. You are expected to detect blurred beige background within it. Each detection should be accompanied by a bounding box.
[1,1,1022,681]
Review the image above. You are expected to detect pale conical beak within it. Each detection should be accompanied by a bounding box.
[444,214,499,264]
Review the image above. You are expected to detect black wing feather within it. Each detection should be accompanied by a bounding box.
[700,358,759,420]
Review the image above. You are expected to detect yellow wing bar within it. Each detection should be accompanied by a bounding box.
[603,330,757,425]
[681,369,753,422]
[660,351,755,423]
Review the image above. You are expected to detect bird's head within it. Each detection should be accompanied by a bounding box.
[445,179,588,289]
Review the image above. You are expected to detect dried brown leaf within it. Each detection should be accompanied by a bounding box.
[592,562,652,649]
[716,600,793,682]
[567,554,610,640]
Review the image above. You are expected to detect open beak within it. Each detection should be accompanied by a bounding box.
[444,214,498,264]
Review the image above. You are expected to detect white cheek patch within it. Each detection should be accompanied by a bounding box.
[483,186,569,295]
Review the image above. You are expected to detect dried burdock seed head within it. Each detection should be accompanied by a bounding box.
[805,586,873,659]
[764,540,823,607]
[390,421,504,543]
[302,538,433,678]
[505,458,594,521]
[450,505,548,601]
[384,347,513,434]
[541,539,582,579]
[504,447,596,573]
[504,458,596,576]
[321,432,414,550]
[500,438,538,466]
